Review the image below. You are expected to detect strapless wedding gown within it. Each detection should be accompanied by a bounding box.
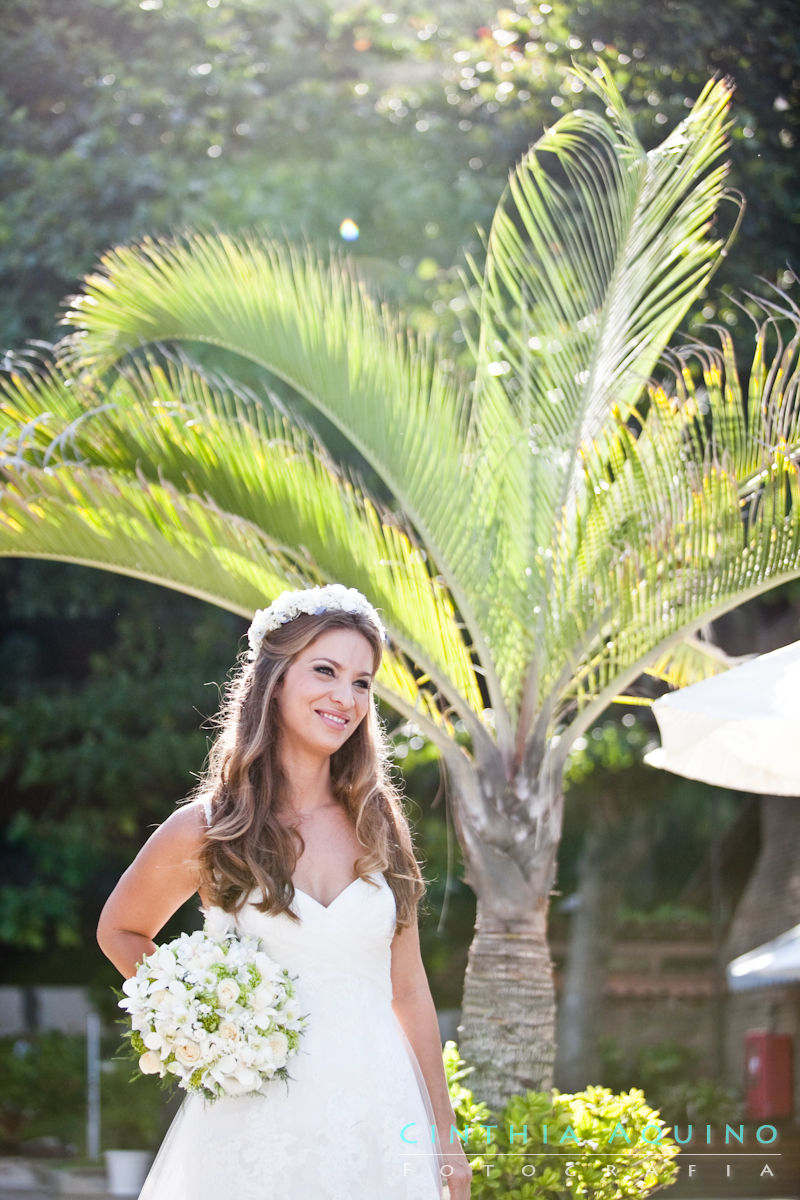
[137,873,442,1199]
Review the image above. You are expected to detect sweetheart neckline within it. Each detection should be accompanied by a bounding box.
[292,873,385,911]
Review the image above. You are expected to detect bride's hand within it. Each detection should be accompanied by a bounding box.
[441,1146,472,1199]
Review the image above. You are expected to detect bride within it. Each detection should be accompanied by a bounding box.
[97,584,472,1199]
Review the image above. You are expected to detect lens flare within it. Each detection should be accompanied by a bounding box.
[339,219,360,241]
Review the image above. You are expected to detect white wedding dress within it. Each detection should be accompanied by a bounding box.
[137,870,443,1199]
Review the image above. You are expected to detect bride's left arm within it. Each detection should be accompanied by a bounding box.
[391,920,472,1198]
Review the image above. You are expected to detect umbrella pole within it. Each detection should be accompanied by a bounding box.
[710,792,726,1076]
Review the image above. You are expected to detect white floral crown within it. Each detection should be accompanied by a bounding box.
[247,584,386,660]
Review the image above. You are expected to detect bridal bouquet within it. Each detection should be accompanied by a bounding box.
[118,926,308,1101]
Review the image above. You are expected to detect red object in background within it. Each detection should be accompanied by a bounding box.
[745,1030,794,1120]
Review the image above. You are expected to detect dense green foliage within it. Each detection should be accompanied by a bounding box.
[599,1038,743,1127]
[0,1031,87,1150]
[0,561,239,985]
[443,1042,680,1198]
[0,1030,174,1153]
[2,0,796,345]
[0,0,497,344]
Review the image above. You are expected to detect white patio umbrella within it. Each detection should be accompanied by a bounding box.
[727,923,800,991]
[644,639,800,795]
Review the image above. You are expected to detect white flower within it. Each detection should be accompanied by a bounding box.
[216,979,240,1007]
[247,584,385,660]
[138,1050,164,1075]
[217,1072,252,1097]
[266,1032,289,1067]
[252,981,277,1009]
[120,926,307,1102]
[150,945,178,973]
[174,1040,202,1067]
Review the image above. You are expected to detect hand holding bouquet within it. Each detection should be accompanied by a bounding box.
[118,926,307,1101]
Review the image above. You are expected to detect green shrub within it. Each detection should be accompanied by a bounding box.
[0,1032,86,1151]
[0,1034,171,1154]
[443,1042,680,1199]
[100,1059,171,1151]
[599,1037,743,1126]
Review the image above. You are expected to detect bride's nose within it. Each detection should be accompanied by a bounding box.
[328,676,354,707]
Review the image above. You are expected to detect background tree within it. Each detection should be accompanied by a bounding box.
[3,63,800,1104]
[0,0,499,345]
[0,562,239,989]
[3,0,797,349]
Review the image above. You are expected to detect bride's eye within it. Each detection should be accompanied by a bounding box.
[315,665,334,676]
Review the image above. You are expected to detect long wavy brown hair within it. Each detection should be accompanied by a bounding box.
[191,609,424,929]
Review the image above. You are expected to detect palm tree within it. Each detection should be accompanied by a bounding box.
[2,66,799,1107]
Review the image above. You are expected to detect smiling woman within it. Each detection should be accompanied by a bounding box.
[275,628,375,774]
[96,584,471,1200]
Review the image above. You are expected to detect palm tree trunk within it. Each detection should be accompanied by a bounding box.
[458,903,556,1110]
[451,765,563,1110]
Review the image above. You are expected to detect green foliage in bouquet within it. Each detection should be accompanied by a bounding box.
[444,1043,679,1199]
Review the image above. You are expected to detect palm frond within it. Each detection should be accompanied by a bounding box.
[643,636,739,687]
[58,235,512,739]
[0,462,293,615]
[1,356,489,747]
[0,461,457,748]
[538,300,800,761]
[470,64,733,701]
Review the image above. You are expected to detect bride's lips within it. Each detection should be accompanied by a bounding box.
[315,709,350,730]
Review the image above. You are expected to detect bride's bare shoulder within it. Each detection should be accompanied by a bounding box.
[144,801,208,861]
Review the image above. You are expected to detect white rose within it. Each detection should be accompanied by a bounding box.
[138,1050,164,1075]
[218,1022,239,1042]
[174,1039,202,1067]
[216,978,240,1007]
